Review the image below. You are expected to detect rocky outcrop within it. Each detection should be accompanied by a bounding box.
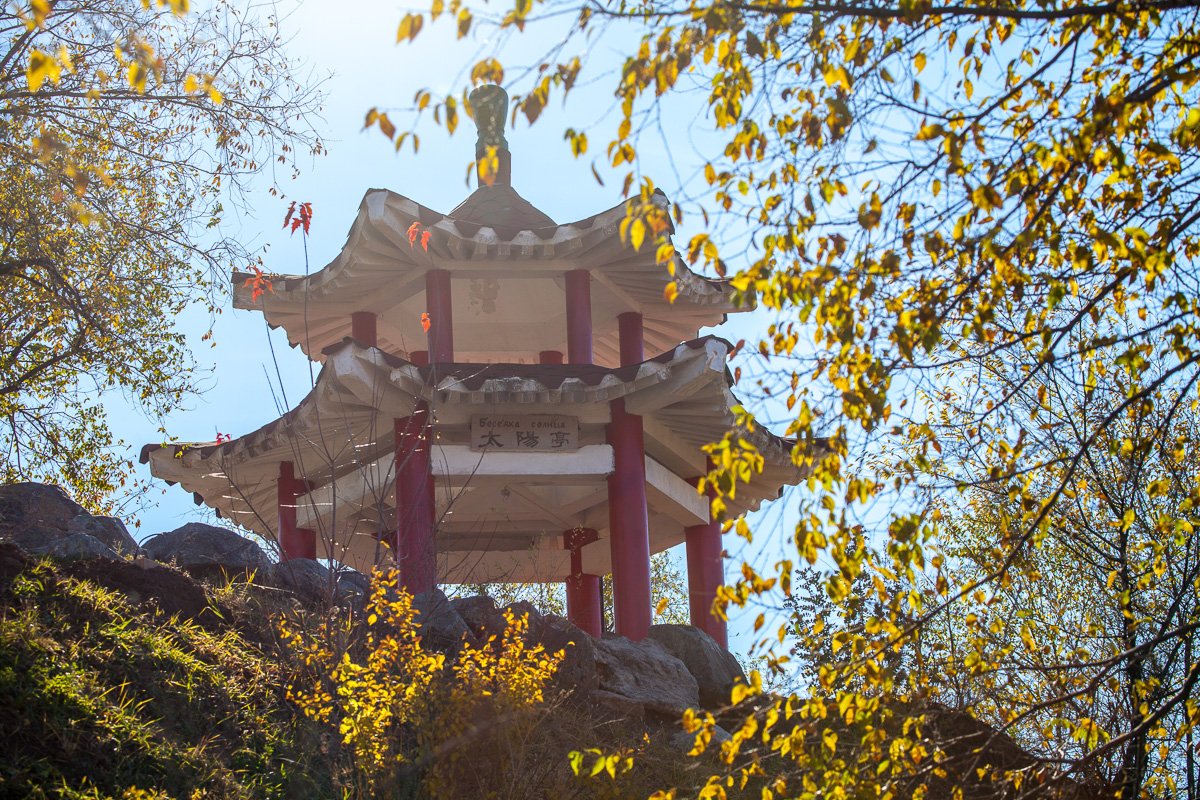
[669,723,731,753]
[0,483,86,550]
[66,515,138,556]
[268,558,374,607]
[537,614,600,693]
[32,533,121,562]
[414,588,478,653]
[142,523,271,574]
[646,624,746,709]
[335,568,371,602]
[442,595,718,717]
[449,595,599,693]
[593,635,700,715]
[269,558,337,601]
[452,594,505,636]
[0,484,140,560]
[0,482,741,732]
[587,688,646,724]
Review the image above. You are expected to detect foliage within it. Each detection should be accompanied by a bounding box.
[279,568,566,799]
[0,549,329,799]
[0,0,322,510]
[382,0,1200,793]
[923,369,1200,793]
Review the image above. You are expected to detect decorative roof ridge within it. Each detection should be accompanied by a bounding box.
[141,336,730,464]
[447,184,556,231]
[141,336,817,473]
[230,187,742,307]
[138,352,348,467]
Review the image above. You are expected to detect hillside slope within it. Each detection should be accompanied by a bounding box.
[0,542,334,799]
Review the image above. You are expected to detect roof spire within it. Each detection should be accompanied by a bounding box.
[469,84,511,186]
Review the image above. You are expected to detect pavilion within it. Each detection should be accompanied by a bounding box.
[143,85,815,645]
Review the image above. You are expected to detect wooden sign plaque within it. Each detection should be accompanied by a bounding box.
[469,414,579,452]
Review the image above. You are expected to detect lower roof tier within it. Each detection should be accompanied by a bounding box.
[142,337,827,580]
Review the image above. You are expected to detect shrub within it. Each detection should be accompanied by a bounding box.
[279,570,564,798]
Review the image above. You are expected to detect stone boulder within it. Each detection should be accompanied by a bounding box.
[533,614,598,693]
[269,558,338,603]
[593,635,700,716]
[413,588,477,653]
[451,594,504,638]
[67,515,138,556]
[504,600,543,628]
[31,533,120,562]
[647,624,746,709]
[141,523,271,574]
[587,688,646,725]
[335,568,371,602]
[0,483,85,551]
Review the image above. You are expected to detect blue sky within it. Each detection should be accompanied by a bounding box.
[107,0,806,654]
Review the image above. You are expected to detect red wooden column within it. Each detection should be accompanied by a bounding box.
[618,311,644,365]
[394,405,437,595]
[607,399,651,639]
[564,527,602,637]
[351,311,377,347]
[607,311,651,639]
[541,347,601,632]
[685,477,727,647]
[565,270,592,365]
[277,462,316,560]
[425,269,454,364]
[563,271,607,632]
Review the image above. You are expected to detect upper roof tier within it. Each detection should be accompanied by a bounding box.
[232,187,746,367]
[231,85,748,367]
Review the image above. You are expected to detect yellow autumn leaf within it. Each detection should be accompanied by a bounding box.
[26,49,61,92]
[629,217,646,250]
[56,46,74,74]
[127,62,148,93]
[397,13,423,42]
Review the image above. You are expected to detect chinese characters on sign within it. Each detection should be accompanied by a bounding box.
[470,414,579,452]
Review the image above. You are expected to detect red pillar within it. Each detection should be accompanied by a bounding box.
[425,269,454,364]
[566,270,593,365]
[564,527,602,637]
[278,462,316,561]
[351,311,377,347]
[410,350,429,366]
[607,398,652,640]
[539,350,564,365]
[395,405,437,594]
[618,311,643,366]
[685,479,727,647]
